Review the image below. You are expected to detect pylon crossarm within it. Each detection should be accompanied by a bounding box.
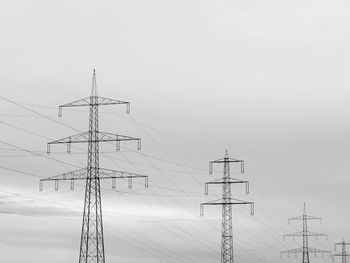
[59,97,91,108]
[210,157,243,163]
[39,168,148,191]
[281,247,303,255]
[333,254,350,257]
[288,215,303,221]
[281,248,330,256]
[98,131,141,151]
[47,131,141,153]
[308,247,332,256]
[39,168,87,191]
[96,96,130,109]
[200,198,254,216]
[284,231,327,239]
[209,159,244,174]
[201,197,252,205]
[305,215,322,220]
[48,132,89,148]
[205,178,249,195]
[288,215,322,223]
[58,96,130,116]
[307,231,327,237]
[335,242,350,246]
[99,168,149,189]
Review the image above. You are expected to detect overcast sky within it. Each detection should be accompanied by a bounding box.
[0,0,349,263]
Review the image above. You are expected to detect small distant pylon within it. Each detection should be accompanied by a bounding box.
[281,203,331,263]
[200,150,254,263]
[333,239,350,263]
[39,70,148,263]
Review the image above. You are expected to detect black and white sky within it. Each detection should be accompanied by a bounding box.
[0,0,349,263]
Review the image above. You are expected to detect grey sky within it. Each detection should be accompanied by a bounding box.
[0,0,349,262]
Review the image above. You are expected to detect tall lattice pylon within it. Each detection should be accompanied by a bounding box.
[39,70,148,263]
[333,239,350,263]
[200,150,254,263]
[281,203,331,263]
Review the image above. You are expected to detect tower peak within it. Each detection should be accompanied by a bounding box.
[91,69,97,97]
[225,149,229,158]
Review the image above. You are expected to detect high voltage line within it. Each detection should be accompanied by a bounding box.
[0,71,232,262]
[0,118,292,263]
[0,114,278,262]
[0,102,290,263]
[0,59,325,262]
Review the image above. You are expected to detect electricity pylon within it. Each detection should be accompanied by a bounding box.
[281,203,330,263]
[200,150,254,263]
[39,70,148,263]
[333,239,350,263]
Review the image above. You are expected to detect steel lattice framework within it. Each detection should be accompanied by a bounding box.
[333,239,350,263]
[40,70,148,263]
[281,203,330,263]
[200,150,254,263]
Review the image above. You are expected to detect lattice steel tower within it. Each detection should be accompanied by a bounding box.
[333,239,350,263]
[40,70,148,263]
[281,203,330,263]
[200,150,254,263]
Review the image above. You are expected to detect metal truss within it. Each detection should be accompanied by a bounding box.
[40,70,148,263]
[333,239,350,263]
[281,203,331,263]
[201,150,254,263]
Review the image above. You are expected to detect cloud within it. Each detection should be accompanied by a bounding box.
[0,193,80,217]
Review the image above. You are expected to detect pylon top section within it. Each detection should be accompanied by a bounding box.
[209,151,244,175]
[288,203,322,223]
[91,69,97,97]
[210,150,244,164]
[335,239,350,247]
[57,70,131,117]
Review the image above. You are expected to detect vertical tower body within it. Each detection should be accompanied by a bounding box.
[342,243,347,263]
[302,204,309,263]
[79,72,104,263]
[221,153,233,263]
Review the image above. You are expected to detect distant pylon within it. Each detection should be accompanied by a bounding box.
[200,150,254,263]
[39,70,148,263]
[281,203,331,263]
[333,239,350,263]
